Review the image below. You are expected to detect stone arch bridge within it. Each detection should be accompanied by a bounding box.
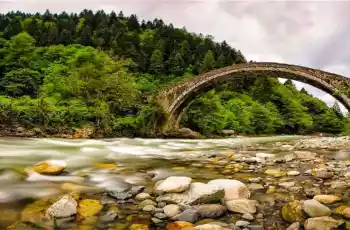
[155,62,350,132]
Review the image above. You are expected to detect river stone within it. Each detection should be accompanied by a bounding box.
[208,179,250,201]
[312,170,334,179]
[255,153,275,160]
[32,160,67,175]
[173,209,199,223]
[77,199,103,217]
[164,204,181,218]
[248,183,264,191]
[302,199,331,217]
[6,221,47,230]
[235,220,250,227]
[286,222,300,230]
[196,204,227,219]
[264,169,286,177]
[46,195,77,219]
[242,213,254,220]
[135,193,151,201]
[154,213,167,219]
[109,185,144,200]
[313,195,341,204]
[287,171,300,176]
[155,176,192,194]
[142,205,156,212]
[129,224,149,230]
[282,200,307,223]
[225,199,257,214]
[140,199,157,207]
[156,182,224,205]
[341,207,350,218]
[294,151,317,160]
[191,224,229,230]
[166,221,194,230]
[304,216,344,230]
[279,182,295,189]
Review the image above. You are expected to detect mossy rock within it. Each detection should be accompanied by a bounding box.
[281,200,307,223]
[113,223,128,230]
[129,224,149,230]
[78,199,103,217]
[21,199,53,223]
[7,221,46,230]
[333,205,350,215]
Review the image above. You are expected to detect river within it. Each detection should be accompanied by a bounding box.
[0,136,349,229]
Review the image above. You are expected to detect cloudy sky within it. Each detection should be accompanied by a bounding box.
[0,0,349,112]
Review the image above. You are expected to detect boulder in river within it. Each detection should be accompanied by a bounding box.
[208,179,250,201]
[32,160,67,175]
[282,200,307,223]
[46,195,77,219]
[156,182,224,205]
[225,199,257,214]
[304,216,344,230]
[302,199,331,217]
[155,176,192,194]
[109,186,144,200]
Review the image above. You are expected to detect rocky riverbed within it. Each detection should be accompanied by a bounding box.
[0,136,349,230]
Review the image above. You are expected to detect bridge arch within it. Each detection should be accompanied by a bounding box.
[156,62,350,132]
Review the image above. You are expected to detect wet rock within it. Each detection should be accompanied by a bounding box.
[302,199,331,217]
[304,216,343,230]
[156,182,224,205]
[282,200,307,223]
[0,209,18,228]
[142,205,156,212]
[284,154,296,162]
[166,221,195,230]
[6,221,46,230]
[164,204,181,218]
[249,177,262,183]
[313,195,341,204]
[173,209,199,223]
[286,222,300,230]
[78,199,103,217]
[196,204,227,219]
[158,202,167,208]
[109,186,144,200]
[266,186,276,193]
[242,213,254,220]
[191,224,229,230]
[135,193,151,201]
[265,169,286,177]
[154,213,167,219]
[129,224,149,230]
[32,160,67,175]
[294,151,317,160]
[226,199,257,214]
[248,183,264,191]
[330,181,347,189]
[99,204,120,222]
[235,220,250,227]
[155,176,192,194]
[305,188,321,197]
[255,153,275,160]
[175,128,202,139]
[287,171,300,176]
[208,179,250,201]
[312,170,334,179]
[279,182,295,189]
[46,195,77,219]
[140,199,157,207]
[151,217,163,224]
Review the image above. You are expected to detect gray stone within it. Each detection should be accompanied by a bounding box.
[279,182,295,189]
[151,217,163,224]
[46,195,77,219]
[155,176,192,193]
[154,213,167,219]
[235,220,250,227]
[242,213,254,220]
[142,205,156,212]
[302,199,331,217]
[108,185,144,200]
[304,216,344,230]
[140,199,157,207]
[286,222,300,230]
[164,204,181,218]
[226,199,257,214]
[248,183,264,191]
[156,182,224,205]
[196,204,227,219]
[135,193,151,201]
[172,209,199,223]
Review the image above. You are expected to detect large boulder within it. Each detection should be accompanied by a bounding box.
[46,195,77,219]
[304,217,344,230]
[32,160,67,175]
[208,179,250,201]
[225,199,257,214]
[156,182,224,205]
[175,128,202,139]
[302,199,331,217]
[282,200,307,223]
[155,176,192,194]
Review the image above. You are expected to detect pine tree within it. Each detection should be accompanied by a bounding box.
[149,49,164,75]
[79,25,93,46]
[201,50,215,73]
[168,51,185,76]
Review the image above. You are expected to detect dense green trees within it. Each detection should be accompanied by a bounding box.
[0,10,348,137]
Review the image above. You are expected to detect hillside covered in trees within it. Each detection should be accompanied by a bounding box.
[0,10,349,137]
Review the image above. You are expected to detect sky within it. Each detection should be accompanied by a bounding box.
[0,0,349,112]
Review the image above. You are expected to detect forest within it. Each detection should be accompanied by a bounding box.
[0,10,349,137]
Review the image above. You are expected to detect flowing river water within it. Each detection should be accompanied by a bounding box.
[0,136,349,230]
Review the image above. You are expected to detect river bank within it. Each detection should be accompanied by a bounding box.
[0,136,349,229]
